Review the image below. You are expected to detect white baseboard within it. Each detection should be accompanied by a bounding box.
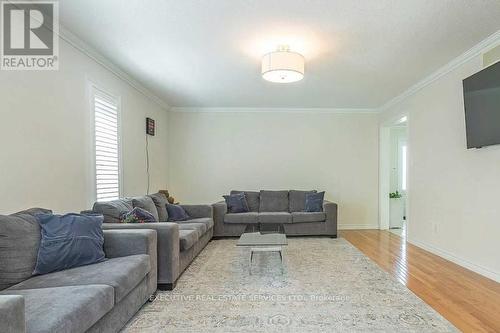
[338,224,379,230]
[408,238,500,283]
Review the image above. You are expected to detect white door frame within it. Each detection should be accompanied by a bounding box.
[379,114,410,234]
[397,137,408,193]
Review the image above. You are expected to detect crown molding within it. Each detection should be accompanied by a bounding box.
[169,107,378,114]
[57,23,499,114]
[379,30,500,112]
[58,25,170,110]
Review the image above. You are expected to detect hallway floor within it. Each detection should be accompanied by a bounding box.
[341,229,500,333]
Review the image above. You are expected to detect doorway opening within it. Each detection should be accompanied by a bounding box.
[379,115,408,238]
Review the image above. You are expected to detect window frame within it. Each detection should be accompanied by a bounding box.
[89,83,123,202]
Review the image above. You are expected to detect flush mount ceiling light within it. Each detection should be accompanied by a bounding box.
[261,45,304,83]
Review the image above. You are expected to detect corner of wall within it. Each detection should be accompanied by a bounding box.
[377,29,500,114]
[58,24,170,111]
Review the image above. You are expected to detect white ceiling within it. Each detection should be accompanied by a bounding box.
[59,0,500,108]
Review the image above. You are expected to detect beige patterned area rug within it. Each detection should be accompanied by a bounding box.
[124,238,457,332]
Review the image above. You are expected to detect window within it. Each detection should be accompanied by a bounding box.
[92,87,121,201]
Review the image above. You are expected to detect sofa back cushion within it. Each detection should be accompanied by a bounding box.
[147,193,169,221]
[93,199,133,223]
[259,190,289,212]
[130,196,159,221]
[0,208,51,290]
[289,190,317,212]
[230,190,260,212]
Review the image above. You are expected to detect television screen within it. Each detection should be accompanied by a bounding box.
[463,61,500,149]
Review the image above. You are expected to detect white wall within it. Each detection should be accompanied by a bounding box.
[0,38,169,214]
[380,49,500,281]
[167,110,379,229]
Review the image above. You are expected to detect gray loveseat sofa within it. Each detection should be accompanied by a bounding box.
[213,190,337,237]
[0,208,157,333]
[90,193,213,290]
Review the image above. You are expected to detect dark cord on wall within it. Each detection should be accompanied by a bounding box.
[146,134,150,194]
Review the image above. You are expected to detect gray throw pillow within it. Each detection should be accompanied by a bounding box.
[223,193,250,213]
[166,204,189,221]
[0,208,51,290]
[33,213,106,275]
[305,191,325,212]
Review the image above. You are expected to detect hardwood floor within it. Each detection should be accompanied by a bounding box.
[340,230,500,333]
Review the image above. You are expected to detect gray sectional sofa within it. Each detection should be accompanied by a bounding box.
[90,193,214,290]
[213,190,337,237]
[0,208,157,333]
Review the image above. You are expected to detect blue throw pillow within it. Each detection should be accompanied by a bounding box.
[223,193,250,213]
[120,207,156,223]
[166,204,189,221]
[305,191,325,212]
[33,213,106,275]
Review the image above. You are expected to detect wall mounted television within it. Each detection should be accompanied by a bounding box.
[463,60,500,149]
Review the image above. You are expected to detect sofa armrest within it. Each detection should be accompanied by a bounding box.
[103,229,156,259]
[323,200,338,235]
[180,204,213,219]
[213,201,227,212]
[103,229,158,294]
[212,201,227,236]
[102,223,180,285]
[0,295,25,333]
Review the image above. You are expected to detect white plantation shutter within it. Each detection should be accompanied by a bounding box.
[93,89,121,202]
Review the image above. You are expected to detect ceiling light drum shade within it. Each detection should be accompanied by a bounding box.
[261,50,305,83]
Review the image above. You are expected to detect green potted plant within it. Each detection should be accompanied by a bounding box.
[389,191,402,199]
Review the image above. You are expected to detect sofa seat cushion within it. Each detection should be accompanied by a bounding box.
[224,212,259,224]
[177,222,207,237]
[258,212,292,224]
[7,255,149,303]
[259,190,289,212]
[186,217,214,230]
[292,212,326,223]
[179,229,199,251]
[1,285,114,333]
